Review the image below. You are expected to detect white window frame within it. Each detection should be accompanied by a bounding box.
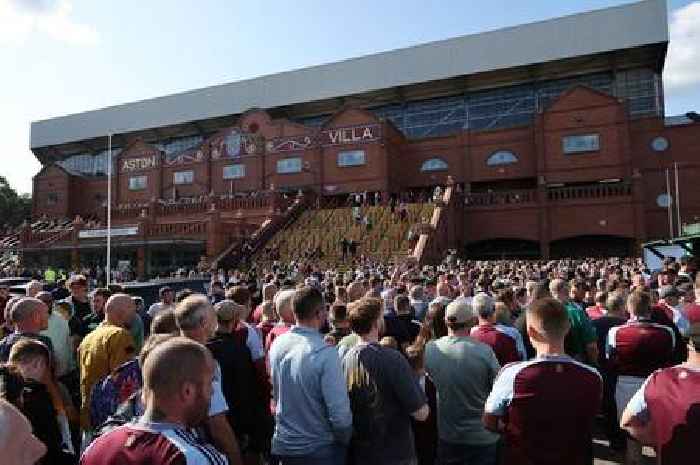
[276,157,302,174]
[486,150,519,166]
[337,150,366,167]
[173,170,194,185]
[128,175,147,191]
[562,134,600,154]
[223,164,245,179]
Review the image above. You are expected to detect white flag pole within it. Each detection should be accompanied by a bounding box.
[666,168,673,238]
[674,162,681,236]
[107,133,112,286]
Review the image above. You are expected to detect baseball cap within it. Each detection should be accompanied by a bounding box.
[214,300,243,322]
[658,285,681,299]
[445,300,474,324]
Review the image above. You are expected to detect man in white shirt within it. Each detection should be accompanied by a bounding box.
[147,286,175,319]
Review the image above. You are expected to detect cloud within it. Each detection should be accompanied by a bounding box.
[0,0,98,46]
[664,2,700,93]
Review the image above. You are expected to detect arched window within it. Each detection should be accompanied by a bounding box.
[486,150,518,166]
[420,158,448,172]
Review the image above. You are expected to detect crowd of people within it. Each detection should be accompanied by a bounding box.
[0,255,698,465]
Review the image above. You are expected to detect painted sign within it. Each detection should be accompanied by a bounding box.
[79,226,139,239]
[320,124,381,146]
[267,124,381,153]
[267,135,314,153]
[121,155,158,173]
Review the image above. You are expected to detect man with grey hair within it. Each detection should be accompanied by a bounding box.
[174,294,243,465]
[425,299,501,464]
[0,297,52,362]
[550,278,598,364]
[409,284,429,321]
[252,282,278,324]
[265,289,296,352]
[470,292,526,366]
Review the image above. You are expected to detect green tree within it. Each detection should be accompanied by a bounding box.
[0,176,32,231]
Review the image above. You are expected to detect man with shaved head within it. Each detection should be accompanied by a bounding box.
[77,293,136,435]
[175,295,243,465]
[0,297,52,362]
[80,337,228,465]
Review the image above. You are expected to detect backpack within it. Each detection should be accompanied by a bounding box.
[89,359,142,429]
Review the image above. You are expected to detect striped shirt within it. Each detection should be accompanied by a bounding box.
[80,421,228,465]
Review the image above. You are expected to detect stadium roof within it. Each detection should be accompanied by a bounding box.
[31,0,668,152]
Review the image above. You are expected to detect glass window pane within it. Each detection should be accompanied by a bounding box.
[562,134,600,154]
[276,157,302,174]
[421,158,448,172]
[173,171,194,185]
[337,150,366,167]
[223,164,245,179]
[129,176,147,191]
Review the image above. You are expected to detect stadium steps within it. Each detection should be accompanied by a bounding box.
[252,203,434,268]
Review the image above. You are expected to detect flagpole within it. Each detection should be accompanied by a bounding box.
[666,168,673,238]
[674,162,681,236]
[107,133,112,286]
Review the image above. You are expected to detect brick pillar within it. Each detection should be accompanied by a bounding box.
[537,179,550,259]
[206,205,222,258]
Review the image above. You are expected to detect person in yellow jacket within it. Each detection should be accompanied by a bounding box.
[77,294,135,442]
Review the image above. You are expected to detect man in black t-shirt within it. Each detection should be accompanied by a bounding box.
[592,293,628,450]
[341,297,429,465]
[207,300,272,460]
[383,295,421,351]
[9,338,74,464]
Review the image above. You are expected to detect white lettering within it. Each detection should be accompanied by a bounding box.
[121,156,157,172]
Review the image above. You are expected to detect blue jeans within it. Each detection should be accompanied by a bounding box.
[437,440,499,465]
[273,443,347,465]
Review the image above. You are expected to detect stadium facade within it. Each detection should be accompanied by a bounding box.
[20,0,700,275]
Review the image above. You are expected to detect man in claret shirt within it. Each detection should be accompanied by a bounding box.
[621,306,700,465]
[470,292,526,366]
[483,298,602,465]
[80,337,230,465]
[606,290,676,464]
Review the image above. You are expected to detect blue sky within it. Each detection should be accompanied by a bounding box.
[2,0,699,194]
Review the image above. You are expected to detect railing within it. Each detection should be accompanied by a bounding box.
[147,222,207,237]
[211,194,310,270]
[464,189,536,207]
[24,228,73,245]
[113,206,148,219]
[112,193,284,219]
[36,228,73,247]
[215,195,278,211]
[547,183,632,201]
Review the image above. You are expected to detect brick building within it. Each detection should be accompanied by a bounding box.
[21,0,700,275]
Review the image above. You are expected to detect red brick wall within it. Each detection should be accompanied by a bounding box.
[29,101,700,255]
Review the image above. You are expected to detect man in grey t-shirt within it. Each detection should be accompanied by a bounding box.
[425,299,501,465]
